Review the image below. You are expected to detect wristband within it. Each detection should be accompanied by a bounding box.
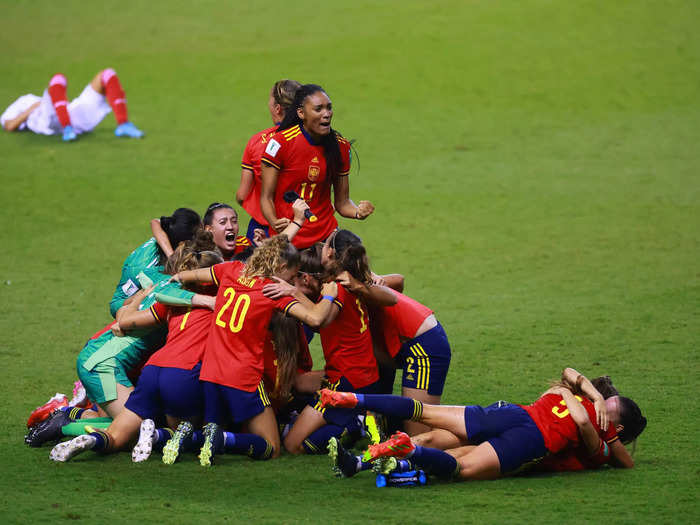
[292,221,302,228]
[322,295,335,302]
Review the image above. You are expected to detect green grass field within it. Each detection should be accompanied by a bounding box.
[1,1,698,523]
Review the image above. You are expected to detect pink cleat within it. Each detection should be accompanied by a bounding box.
[319,389,359,409]
[362,431,415,462]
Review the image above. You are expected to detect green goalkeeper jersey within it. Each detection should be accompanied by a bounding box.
[109,237,194,317]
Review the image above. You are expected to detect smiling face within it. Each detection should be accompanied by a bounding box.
[297,90,332,140]
[205,207,239,257]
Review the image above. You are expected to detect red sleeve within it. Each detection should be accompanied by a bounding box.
[149,302,169,323]
[211,261,239,287]
[260,132,285,171]
[241,132,259,170]
[278,296,300,316]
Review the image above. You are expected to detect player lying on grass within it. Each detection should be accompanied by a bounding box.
[1,68,143,141]
[321,367,646,480]
[262,240,396,455]
[49,236,221,462]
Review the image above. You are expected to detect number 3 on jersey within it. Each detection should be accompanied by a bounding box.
[215,288,251,333]
[551,395,584,419]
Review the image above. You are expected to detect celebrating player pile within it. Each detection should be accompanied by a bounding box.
[20,79,646,484]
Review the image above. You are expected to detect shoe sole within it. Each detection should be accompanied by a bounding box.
[132,419,155,463]
[327,437,342,477]
[162,422,193,465]
[49,435,95,462]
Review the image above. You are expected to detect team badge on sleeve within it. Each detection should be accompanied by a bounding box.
[265,139,281,157]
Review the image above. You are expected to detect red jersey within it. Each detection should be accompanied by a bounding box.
[144,303,212,370]
[380,292,433,357]
[319,284,378,389]
[199,261,297,391]
[260,125,351,249]
[536,420,620,472]
[240,125,278,226]
[519,393,598,454]
[233,235,251,256]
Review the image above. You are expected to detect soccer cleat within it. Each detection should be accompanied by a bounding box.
[27,393,68,428]
[199,422,223,467]
[68,381,89,408]
[25,408,71,447]
[162,421,194,465]
[49,434,96,462]
[319,389,358,409]
[328,437,360,478]
[372,456,399,475]
[62,125,77,142]
[114,121,144,138]
[131,419,156,463]
[362,431,415,462]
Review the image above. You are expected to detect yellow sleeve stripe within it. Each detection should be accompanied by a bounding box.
[606,435,620,444]
[149,305,162,323]
[338,170,350,176]
[284,130,301,141]
[236,236,251,246]
[241,163,254,170]
[332,299,343,309]
[210,266,219,286]
[261,158,281,170]
[283,300,300,316]
[281,125,300,137]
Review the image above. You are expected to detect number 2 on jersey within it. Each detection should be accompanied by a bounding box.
[215,288,251,333]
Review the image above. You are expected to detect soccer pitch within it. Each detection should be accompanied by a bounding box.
[1,1,698,523]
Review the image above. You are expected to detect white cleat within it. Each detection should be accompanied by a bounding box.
[132,419,156,463]
[49,435,96,462]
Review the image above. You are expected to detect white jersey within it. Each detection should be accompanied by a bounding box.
[0,94,41,132]
[1,84,111,135]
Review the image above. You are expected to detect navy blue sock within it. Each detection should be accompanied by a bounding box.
[62,407,88,420]
[410,446,459,478]
[89,430,110,452]
[302,424,345,454]
[355,394,423,421]
[394,459,413,472]
[182,430,204,452]
[223,432,273,459]
[153,428,173,451]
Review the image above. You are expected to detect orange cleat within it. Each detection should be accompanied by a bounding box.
[362,431,415,462]
[320,389,359,409]
[27,393,68,428]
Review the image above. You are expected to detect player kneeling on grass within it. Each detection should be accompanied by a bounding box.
[322,367,646,480]
[49,236,221,462]
[1,68,143,141]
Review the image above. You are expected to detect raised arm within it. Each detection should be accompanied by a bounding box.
[150,219,174,258]
[561,367,608,431]
[286,281,338,328]
[332,175,374,220]
[335,271,397,307]
[556,388,601,456]
[3,100,40,132]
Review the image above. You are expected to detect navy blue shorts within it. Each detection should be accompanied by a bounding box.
[463,403,547,474]
[397,323,451,396]
[311,376,379,428]
[202,380,271,425]
[125,364,203,420]
[246,218,270,243]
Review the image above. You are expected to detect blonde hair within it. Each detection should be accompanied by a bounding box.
[165,229,223,292]
[243,235,300,279]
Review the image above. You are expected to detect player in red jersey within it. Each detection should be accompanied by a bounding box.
[263,239,397,454]
[320,367,646,480]
[260,84,375,249]
[49,241,222,462]
[171,235,338,465]
[237,79,302,242]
